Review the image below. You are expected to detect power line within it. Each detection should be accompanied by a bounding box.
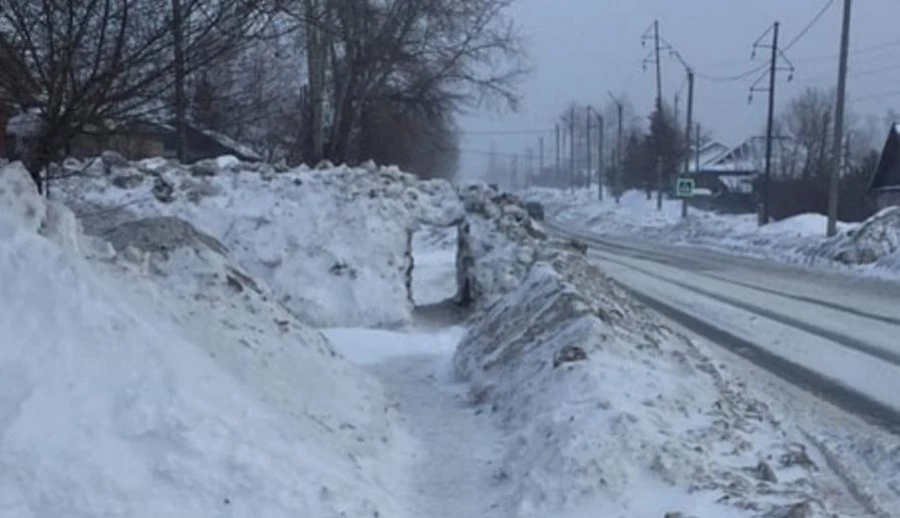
[461,128,554,136]
[793,36,900,64]
[850,88,900,104]
[695,63,768,82]
[784,0,836,51]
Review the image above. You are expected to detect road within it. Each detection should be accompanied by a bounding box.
[547,221,900,432]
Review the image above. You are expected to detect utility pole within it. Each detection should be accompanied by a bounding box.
[682,71,694,219]
[828,0,852,237]
[762,23,779,226]
[586,106,592,190]
[511,155,518,190]
[555,123,561,189]
[570,105,576,193]
[695,123,701,173]
[526,146,533,188]
[597,114,604,201]
[643,20,668,211]
[539,136,545,184]
[750,22,792,226]
[608,92,624,205]
[668,47,696,219]
[654,20,664,211]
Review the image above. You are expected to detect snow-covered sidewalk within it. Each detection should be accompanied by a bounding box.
[523,187,900,278]
[324,326,511,518]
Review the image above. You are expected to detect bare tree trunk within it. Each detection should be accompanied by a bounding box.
[304,0,327,163]
[172,0,187,161]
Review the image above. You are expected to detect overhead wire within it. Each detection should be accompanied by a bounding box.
[783,0,836,51]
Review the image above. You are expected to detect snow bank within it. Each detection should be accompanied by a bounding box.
[810,206,900,268]
[523,186,900,277]
[58,157,465,328]
[455,184,546,306]
[0,165,412,517]
[455,248,839,517]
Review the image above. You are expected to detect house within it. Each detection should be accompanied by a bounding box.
[869,123,900,209]
[687,136,797,195]
[70,119,262,163]
[4,113,262,164]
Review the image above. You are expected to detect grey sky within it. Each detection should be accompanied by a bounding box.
[458,0,900,179]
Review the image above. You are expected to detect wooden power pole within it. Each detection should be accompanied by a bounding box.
[585,106,592,190]
[682,70,694,219]
[570,106,576,193]
[828,0,852,236]
[654,20,664,211]
[750,22,784,226]
[555,124,561,189]
[597,114,604,201]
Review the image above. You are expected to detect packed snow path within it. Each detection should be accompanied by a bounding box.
[549,222,900,431]
[323,327,509,518]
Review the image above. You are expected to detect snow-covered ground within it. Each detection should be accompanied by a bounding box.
[524,187,900,277]
[454,247,881,517]
[3,154,894,517]
[0,163,412,518]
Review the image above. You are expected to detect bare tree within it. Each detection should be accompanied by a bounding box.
[0,0,264,192]
[316,0,527,165]
[782,87,835,180]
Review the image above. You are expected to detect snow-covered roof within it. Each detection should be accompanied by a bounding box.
[686,141,731,173]
[871,122,900,191]
[696,136,798,176]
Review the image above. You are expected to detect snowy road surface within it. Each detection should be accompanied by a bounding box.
[548,222,900,432]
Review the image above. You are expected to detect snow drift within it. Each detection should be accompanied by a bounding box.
[58,156,465,328]
[810,206,900,269]
[523,186,900,277]
[455,185,546,306]
[0,164,411,517]
[454,245,843,517]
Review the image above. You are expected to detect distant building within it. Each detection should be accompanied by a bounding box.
[3,106,262,164]
[70,119,263,163]
[688,136,797,195]
[870,124,900,209]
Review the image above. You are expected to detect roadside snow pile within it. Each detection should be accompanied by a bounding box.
[810,206,900,268]
[58,155,465,328]
[455,247,846,517]
[456,184,546,305]
[0,165,411,517]
[522,187,900,275]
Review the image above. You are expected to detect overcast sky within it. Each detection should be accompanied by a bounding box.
[457,0,900,179]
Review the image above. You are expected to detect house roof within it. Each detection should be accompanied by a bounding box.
[870,123,900,192]
[686,141,731,173]
[695,136,797,175]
